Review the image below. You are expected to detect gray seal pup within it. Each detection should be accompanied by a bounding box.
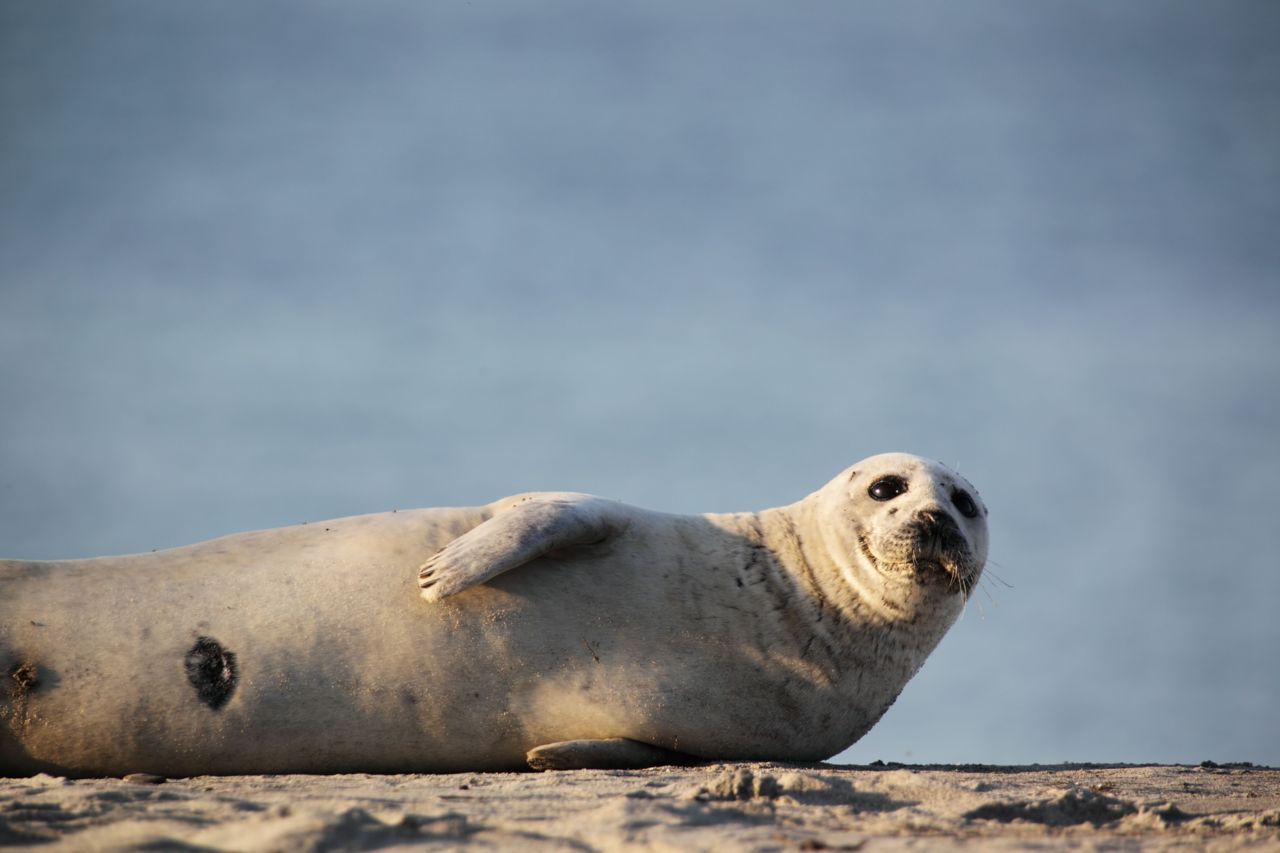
[0,452,987,776]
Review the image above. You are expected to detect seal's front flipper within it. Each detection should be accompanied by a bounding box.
[418,494,624,602]
[526,738,698,771]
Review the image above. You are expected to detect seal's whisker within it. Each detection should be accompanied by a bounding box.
[960,583,984,620]
[983,561,1015,588]
[976,577,1001,607]
[976,568,1012,590]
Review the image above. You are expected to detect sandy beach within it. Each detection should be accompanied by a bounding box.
[3,762,1276,850]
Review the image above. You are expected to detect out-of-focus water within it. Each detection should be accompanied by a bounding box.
[2,1,1277,765]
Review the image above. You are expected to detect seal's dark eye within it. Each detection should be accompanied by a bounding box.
[868,476,907,501]
[952,489,978,519]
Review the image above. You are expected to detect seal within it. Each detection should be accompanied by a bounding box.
[0,453,987,776]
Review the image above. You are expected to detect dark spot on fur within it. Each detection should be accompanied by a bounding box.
[9,662,39,695]
[184,636,237,710]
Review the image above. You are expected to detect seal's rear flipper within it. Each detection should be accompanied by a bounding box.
[526,738,698,771]
[418,494,624,602]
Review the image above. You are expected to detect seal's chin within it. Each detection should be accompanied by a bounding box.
[915,557,975,596]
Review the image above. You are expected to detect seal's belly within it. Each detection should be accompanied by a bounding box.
[464,548,838,763]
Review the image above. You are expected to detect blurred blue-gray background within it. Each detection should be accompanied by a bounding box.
[3,2,1277,766]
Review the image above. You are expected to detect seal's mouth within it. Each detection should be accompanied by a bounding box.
[860,516,978,598]
[916,557,951,577]
[910,515,977,596]
[911,553,964,585]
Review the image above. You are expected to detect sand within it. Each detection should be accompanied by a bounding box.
[2,762,1277,851]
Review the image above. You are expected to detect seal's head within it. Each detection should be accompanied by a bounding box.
[819,452,988,602]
